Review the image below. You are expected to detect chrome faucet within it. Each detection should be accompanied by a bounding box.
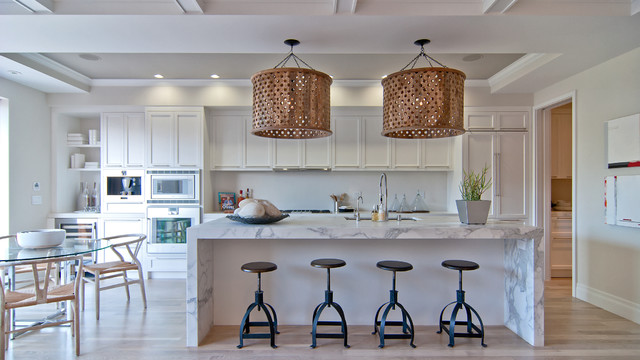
[378,173,388,221]
[355,193,363,221]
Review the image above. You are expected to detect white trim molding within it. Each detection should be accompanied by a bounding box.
[488,53,561,94]
[577,283,640,324]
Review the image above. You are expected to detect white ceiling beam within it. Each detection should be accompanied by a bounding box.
[483,0,519,14]
[334,0,358,14]
[175,0,205,14]
[1,53,91,92]
[12,0,53,13]
[488,53,560,93]
[632,0,639,16]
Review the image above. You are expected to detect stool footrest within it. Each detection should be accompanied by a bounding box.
[316,320,344,326]
[241,333,272,339]
[315,333,346,339]
[440,320,483,337]
[376,320,408,327]
[246,321,271,328]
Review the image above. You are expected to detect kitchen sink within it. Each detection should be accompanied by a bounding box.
[344,215,419,221]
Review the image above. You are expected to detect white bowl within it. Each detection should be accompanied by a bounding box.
[16,229,66,249]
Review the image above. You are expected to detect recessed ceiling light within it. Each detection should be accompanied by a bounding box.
[7,70,22,75]
[78,53,102,61]
[210,74,220,79]
[154,74,164,79]
[462,54,484,62]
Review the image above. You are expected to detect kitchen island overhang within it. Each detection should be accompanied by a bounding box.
[186,214,544,347]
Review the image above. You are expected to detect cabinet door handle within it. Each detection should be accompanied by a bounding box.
[495,153,500,197]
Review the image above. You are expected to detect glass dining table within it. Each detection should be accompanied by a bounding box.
[0,236,112,337]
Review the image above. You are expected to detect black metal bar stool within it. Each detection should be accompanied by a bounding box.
[437,259,487,347]
[310,258,350,349]
[372,260,416,348]
[237,261,279,349]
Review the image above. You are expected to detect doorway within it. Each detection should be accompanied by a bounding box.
[533,92,577,296]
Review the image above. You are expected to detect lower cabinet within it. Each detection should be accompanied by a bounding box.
[100,217,144,265]
[550,211,572,278]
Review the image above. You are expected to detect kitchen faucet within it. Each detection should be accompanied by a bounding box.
[355,193,363,221]
[378,173,388,221]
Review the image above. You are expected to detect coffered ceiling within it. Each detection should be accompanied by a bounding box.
[0,0,639,93]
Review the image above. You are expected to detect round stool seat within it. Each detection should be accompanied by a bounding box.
[441,259,479,271]
[377,260,413,272]
[311,258,346,269]
[241,261,277,273]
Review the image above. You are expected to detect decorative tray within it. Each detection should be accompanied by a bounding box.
[226,214,289,224]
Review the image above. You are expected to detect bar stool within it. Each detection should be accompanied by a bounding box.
[372,260,416,348]
[238,261,279,349]
[437,259,487,347]
[310,258,349,348]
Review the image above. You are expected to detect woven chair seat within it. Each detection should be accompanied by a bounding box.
[5,283,75,309]
[84,261,138,274]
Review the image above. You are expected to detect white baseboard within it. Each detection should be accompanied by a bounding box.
[576,283,640,324]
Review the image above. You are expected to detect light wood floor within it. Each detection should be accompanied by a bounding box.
[4,278,640,359]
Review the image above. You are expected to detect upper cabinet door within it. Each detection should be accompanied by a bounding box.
[102,112,144,168]
[244,117,271,169]
[393,139,421,168]
[304,137,331,168]
[333,116,361,169]
[147,112,174,167]
[125,113,145,167]
[176,112,203,167]
[273,139,302,168]
[362,116,390,169]
[102,113,125,168]
[422,137,452,169]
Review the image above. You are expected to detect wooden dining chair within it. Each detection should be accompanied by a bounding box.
[81,234,147,320]
[0,254,83,360]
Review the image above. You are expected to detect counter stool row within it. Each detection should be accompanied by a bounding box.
[237,258,486,349]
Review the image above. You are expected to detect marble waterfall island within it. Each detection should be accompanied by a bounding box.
[187,214,544,347]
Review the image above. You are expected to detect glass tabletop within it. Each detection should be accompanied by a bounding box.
[0,237,112,263]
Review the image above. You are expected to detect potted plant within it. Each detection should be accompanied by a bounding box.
[456,165,492,225]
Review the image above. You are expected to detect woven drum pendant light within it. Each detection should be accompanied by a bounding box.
[382,39,466,138]
[251,39,332,139]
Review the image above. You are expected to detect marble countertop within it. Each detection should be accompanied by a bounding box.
[189,213,542,240]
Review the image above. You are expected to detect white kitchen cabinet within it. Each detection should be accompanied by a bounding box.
[146,107,203,168]
[392,137,453,169]
[550,105,572,179]
[362,116,391,169]
[100,217,145,264]
[464,131,528,219]
[273,140,302,168]
[465,110,528,131]
[550,211,572,277]
[102,112,145,168]
[210,112,272,170]
[303,137,332,168]
[333,116,361,169]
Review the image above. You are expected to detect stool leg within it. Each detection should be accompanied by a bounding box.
[395,302,416,348]
[332,302,350,348]
[378,303,393,348]
[264,302,279,334]
[238,303,258,349]
[447,303,463,347]
[258,303,277,349]
[464,302,487,347]
[311,302,328,348]
[372,301,389,335]
[437,300,456,334]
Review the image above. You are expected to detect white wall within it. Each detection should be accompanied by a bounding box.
[0,78,51,233]
[534,46,640,323]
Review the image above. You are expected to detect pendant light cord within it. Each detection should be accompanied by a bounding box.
[400,42,448,71]
[273,41,315,70]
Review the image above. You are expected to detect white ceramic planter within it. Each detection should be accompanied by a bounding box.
[456,200,491,225]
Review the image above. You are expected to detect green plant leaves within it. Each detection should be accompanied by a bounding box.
[459,165,492,201]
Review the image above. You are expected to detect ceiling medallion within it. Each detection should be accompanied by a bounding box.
[382,39,466,139]
[251,39,332,139]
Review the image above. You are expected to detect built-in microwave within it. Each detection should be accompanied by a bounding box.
[146,169,200,204]
[101,169,145,212]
